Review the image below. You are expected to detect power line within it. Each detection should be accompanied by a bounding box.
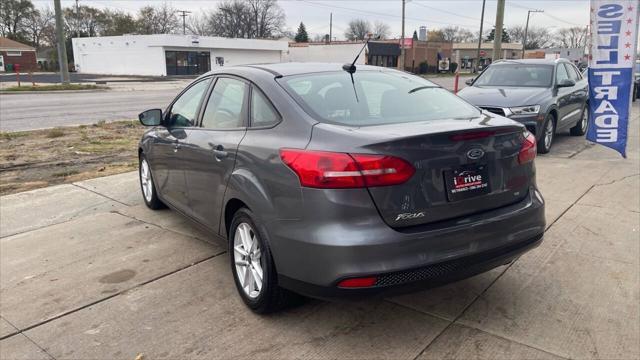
[176,10,192,35]
[509,2,585,27]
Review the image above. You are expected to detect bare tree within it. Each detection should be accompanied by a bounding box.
[24,7,54,48]
[508,25,553,49]
[101,9,138,36]
[345,19,370,41]
[555,26,588,48]
[64,5,107,37]
[427,29,445,42]
[246,0,285,38]
[0,0,36,42]
[372,20,390,39]
[187,13,214,36]
[440,26,475,42]
[208,0,252,38]
[137,3,179,35]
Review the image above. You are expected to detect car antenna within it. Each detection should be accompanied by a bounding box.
[343,34,377,103]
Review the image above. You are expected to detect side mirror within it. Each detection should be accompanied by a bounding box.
[465,78,475,86]
[557,79,576,88]
[139,109,163,126]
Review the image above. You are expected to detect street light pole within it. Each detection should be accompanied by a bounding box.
[492,0,505,61]
[475,0,486,72]
[522,9,543,58]
[399,0,406,70]
[54,0,70,84]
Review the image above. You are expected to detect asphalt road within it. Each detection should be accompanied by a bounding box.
[0,89,180,132]
[0,75,472,132]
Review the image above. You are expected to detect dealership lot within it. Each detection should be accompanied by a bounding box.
[1,104,638,359]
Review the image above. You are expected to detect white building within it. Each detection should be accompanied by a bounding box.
[284,42,366,64]
[72,34,289,76]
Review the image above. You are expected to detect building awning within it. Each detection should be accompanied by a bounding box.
[368,42,400,56]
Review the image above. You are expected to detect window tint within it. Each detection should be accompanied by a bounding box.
[565,63,581,81]
[280,71,480,126]
[167,79,211,127]
[201,78,248,129]
[556,63,570,83]
[251,88,279,127]
[473,64,553,87]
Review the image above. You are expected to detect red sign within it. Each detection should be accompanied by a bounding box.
[479,50,486,57]
[400,38,413,48]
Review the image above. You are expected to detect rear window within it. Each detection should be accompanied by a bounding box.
[474,64,553,87]
[279,70,480,126]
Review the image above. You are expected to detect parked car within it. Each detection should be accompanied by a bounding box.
[458,59,589,153]
[137,63,546,313]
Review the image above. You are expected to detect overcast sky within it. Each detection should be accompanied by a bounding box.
[35,0,592,40]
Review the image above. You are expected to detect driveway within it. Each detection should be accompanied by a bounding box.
[1,107,638,359]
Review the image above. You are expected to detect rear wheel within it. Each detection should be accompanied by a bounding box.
[139,154,164,210]
[229,208,300,314]
[570,105,589,136]
[537,114,555,154]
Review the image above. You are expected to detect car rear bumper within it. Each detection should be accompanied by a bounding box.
[268,186,545,299]
[279,232,543,300]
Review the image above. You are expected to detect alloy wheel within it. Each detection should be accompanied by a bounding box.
[140,159,153,202]
[544,119,554,150]
[233,223,263,299]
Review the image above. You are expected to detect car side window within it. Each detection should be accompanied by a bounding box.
[565,63,581,81]
[251,87,280,127]
[166,78,211,127]
[201,77,248,129]
[556,64,570,84]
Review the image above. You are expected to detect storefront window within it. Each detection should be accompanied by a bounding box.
[165,51,211,76]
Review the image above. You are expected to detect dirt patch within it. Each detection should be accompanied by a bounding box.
[0,121,146,195]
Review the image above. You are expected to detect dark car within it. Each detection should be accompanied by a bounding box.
[458,59,589,154]
[634,60,640,101]
[137,63,545,313]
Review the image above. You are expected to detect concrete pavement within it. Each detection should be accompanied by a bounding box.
[1,106,638,359]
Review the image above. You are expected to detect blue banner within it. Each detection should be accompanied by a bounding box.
[588,1,639,158]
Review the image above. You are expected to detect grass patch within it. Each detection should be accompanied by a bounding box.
[0,120,145,195]
[0,131,29,140]
[46,128,65,138]
[3,84,108,92]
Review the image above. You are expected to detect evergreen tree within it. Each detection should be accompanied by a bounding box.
[485,27,510,42]
[412,30,418,41]
[294,22,308,42]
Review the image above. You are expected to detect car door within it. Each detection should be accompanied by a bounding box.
[181,76,249,233]
[153,77,212,213]
[565,62,588,120]
[554,63,575,128]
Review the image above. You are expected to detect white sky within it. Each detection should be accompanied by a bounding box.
[33,0,592,40]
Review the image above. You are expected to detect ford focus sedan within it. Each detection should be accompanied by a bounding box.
[137,63,545,313]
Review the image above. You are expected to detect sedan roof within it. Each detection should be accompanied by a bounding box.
[239,62,387,77]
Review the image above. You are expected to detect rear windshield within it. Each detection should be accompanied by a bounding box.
[473,64,553,87]
[279,70,480,126]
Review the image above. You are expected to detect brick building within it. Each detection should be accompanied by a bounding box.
[0,37,37,72]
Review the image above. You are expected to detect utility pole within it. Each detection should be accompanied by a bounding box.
[75,0,80,38]
[475,0,486,72]
[522,9,543,58]
[54,0,70,84]
[329,12,332,43]
[492,0,505,61]
[399,0,405,70]
[177,10,191,35]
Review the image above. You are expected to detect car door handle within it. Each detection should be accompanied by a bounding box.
[213,145,228,160]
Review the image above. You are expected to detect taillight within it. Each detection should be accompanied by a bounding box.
[518,131,537,164]
[279,149,415,189]
[337,277,377,288]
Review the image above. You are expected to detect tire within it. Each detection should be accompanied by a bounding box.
[229,208,300,314]
[570,105,589,136]
[139,153,164,210]
[537,113,555,154]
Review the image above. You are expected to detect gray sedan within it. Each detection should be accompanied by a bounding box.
[137,63,545,313]
[458,59,589,153]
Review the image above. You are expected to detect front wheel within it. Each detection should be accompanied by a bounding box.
[229,208,300,314]
[139,154,164,210]
[570,105,589,136]
[537,114,555,154]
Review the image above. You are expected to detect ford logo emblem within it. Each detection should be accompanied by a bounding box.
[467,148,485,160]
